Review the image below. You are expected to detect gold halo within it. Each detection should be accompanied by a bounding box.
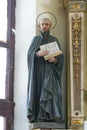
[36,12,57,30]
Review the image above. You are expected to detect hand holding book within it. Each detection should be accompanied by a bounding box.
[36,50,49,57]
[40,41,62,60]
[36,49,57,63]
[48,57,57,63]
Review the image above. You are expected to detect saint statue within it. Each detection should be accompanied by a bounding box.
[27,16,64,123]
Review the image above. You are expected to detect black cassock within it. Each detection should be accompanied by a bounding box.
[27,32,64,123]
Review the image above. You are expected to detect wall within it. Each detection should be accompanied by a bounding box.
[14,0,36,130]
[14,0,67,130]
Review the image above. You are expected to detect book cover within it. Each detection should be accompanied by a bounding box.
[40,41,62,60]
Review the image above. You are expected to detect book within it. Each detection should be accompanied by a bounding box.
[40,41,62,60]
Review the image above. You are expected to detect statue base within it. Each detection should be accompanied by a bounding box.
[30,121,66,130]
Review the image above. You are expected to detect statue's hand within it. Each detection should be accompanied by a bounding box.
[36,50,49,57]
[48,57,57,63]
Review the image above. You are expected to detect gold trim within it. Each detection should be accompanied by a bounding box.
[67,1,86,12]
[71,119,84,125]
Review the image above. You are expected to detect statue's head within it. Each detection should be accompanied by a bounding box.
[38,18,51,33]
[36,12,57,31]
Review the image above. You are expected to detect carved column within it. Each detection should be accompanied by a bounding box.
[66,0,87,129]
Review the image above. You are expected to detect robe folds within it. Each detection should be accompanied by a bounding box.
[27,32,64,123]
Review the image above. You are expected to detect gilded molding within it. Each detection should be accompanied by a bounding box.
[69,12,84,126]
[72,13,81,114]
[71,118,84,125]
[72,14,81,80]
[67,0,86,128]
[67,1,86,12]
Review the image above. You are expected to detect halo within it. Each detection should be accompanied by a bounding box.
[36,12,57,30]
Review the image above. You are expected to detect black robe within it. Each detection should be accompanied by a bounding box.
[27,32,64,123]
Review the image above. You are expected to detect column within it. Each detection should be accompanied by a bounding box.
[66,0,87,129]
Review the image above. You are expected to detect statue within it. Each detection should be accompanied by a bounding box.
[27,14,64,123]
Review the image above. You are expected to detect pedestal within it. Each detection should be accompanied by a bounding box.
[30,122,66,130]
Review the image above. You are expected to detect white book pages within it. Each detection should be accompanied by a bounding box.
[40,41,62,60]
